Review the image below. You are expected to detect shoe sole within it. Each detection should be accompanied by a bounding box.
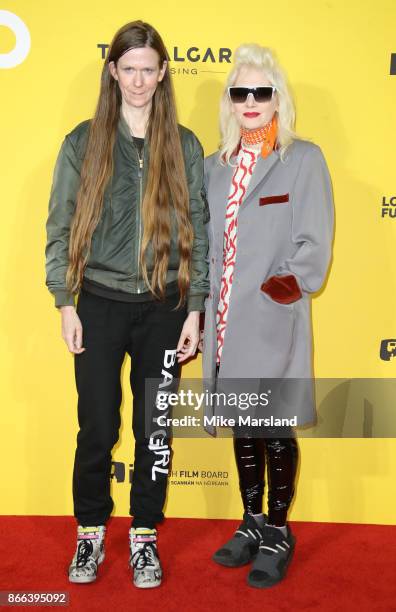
[247,545,295,589]
[133,580,162,589]
[212,548,259,568]
[68,552,105,584]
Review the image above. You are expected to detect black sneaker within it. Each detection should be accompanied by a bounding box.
[247,524,295,588]
[212,513,266,567]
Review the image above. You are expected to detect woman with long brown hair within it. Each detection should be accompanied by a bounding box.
[45,20,208,589]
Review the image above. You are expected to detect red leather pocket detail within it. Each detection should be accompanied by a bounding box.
[259,194,289,205]
[260,274,302,304]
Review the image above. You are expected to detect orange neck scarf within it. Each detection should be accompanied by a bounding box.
[240,114,278,158]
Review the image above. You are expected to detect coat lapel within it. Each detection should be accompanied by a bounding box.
[209,157,234,237]
[240,150,281,208]
[208,148,281,234]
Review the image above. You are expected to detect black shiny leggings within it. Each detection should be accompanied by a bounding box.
[233,430,299,526]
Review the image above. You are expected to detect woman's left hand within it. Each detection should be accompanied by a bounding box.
[176,311,200,363]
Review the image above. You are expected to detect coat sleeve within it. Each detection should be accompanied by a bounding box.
[186,134,210,312]
[45,136,81,307]
[263,144,334,300]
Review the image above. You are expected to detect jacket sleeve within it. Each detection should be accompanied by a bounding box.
[186,134,210,312]
[263,145,334,301]
[45,135,81,307]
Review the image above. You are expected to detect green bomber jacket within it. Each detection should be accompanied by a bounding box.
[45,116,209,311]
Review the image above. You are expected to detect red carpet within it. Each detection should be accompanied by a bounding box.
[0,517,395,611]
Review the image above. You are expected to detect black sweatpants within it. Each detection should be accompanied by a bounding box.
[73,289,186,529]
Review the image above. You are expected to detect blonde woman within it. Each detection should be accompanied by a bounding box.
[202,44,334,588]
[45,21,208,588]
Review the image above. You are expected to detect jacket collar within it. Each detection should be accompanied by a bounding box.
[209,146,281,236]
[241,148,281,206]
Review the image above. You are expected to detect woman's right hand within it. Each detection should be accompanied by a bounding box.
[60,306,86,354]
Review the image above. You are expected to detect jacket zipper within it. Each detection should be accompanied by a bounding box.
[137,154,143,294]
[125,116,146,293]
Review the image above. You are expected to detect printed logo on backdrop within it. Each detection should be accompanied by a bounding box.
[381,196,396,218]
[0,10,31,68]
[169,469,229,487]
[110,461,229,486]
[380,339,396,361]
[111,462,134,483]
[97,44,232,76]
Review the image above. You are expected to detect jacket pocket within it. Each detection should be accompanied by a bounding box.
[259,193,289,206]
[261,274,302,305]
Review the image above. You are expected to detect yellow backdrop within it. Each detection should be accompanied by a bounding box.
[1,0,396,525]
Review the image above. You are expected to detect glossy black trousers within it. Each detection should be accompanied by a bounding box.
[233,431,299,526]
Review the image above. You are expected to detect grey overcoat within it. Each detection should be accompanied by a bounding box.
[202,139,334,428]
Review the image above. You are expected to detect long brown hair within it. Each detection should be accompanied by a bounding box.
[66,21,193,304]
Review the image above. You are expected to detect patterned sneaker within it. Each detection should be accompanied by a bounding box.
[212,512,266,567]
[68,525,106,584]
[247,524,295,588]
[129,527,162,589]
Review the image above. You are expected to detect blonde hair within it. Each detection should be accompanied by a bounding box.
[219,43,296,164]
